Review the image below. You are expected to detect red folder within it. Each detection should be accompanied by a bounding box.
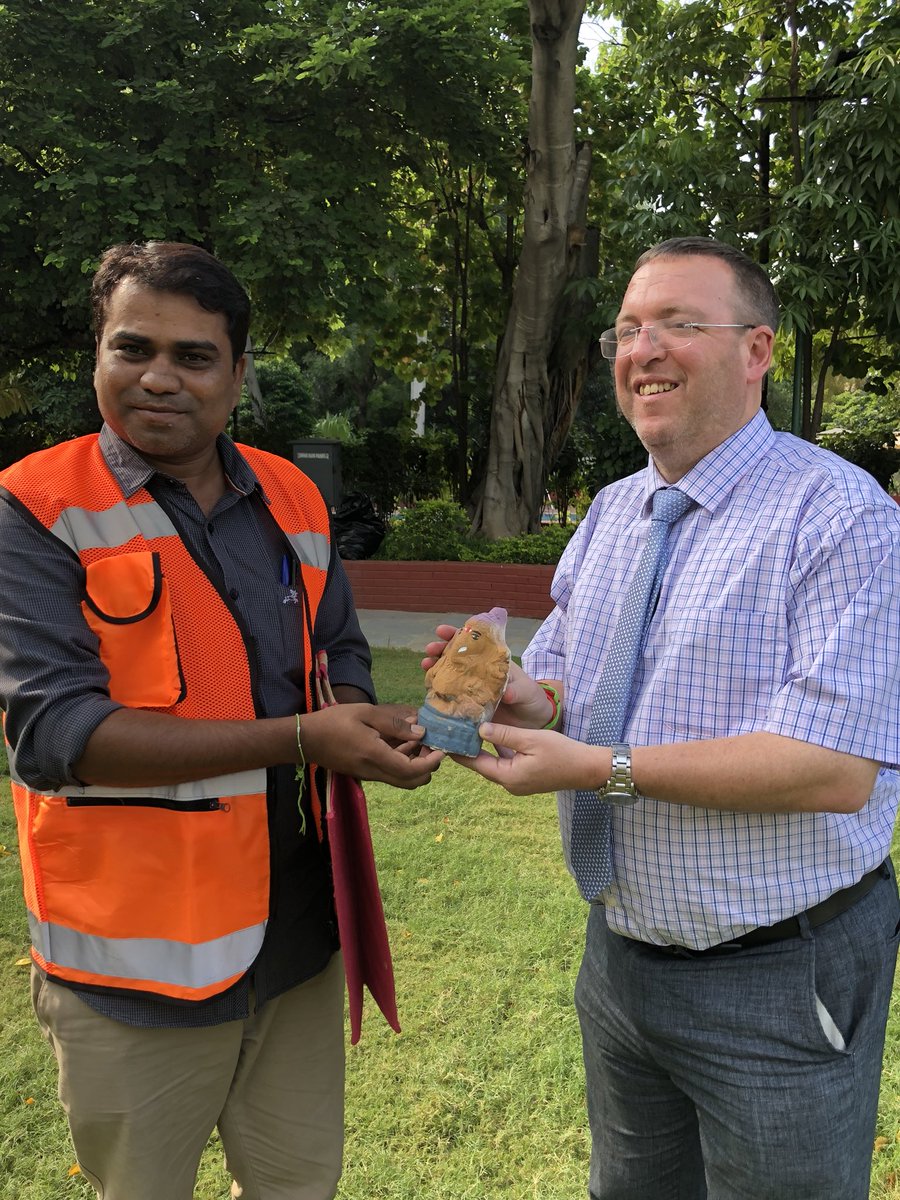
[316,652,400,1045]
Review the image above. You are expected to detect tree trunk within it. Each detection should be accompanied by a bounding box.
[757,120,771,265]
[810,290,848,441]
[799,326,814,441]
[472,0,589,538]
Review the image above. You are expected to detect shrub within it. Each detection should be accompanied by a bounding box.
[0,364,100,469]
[464,525,575,564]
[817,390,900,490]
[235,359,313,457]
[312,412,361,444]
[378,499,471,561]
[377,500,575,563]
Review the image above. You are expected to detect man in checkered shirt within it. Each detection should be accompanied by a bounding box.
[436,237,900,1199]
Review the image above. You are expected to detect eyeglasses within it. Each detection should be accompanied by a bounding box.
[599,320,755,360]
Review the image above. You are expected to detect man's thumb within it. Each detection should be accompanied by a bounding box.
[479,721,522,749]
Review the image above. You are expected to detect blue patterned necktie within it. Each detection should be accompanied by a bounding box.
[570,486,695,901]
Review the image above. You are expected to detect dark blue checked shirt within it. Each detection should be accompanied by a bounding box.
[525,411,900,948]
[0,425,375,1025]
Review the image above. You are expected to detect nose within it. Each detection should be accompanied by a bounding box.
[140,359,180,394]
[629,326,665,365]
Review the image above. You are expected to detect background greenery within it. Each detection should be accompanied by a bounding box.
[375,499,577,562]
[3,649,900,1197]
[3,0,899,526]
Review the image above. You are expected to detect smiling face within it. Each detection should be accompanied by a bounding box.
[93,279,246,480]
[613,255,773,481]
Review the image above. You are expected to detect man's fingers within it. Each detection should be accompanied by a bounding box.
[363,703,425,741]
[371,744,444,788]
[395,737,445,760]
[450,748,501,773]
[421,638,453,671]
[392,711,424,739]
[478,721,527,752]
[421,625,459,671]
[307,704,445,787]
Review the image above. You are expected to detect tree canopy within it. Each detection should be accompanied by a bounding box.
[1,0,529,374]
[583,0,900,438]
[2,0,898,528]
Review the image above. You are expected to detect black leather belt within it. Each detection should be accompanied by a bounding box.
[636,861,890,958]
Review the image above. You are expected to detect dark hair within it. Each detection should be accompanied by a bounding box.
[634,237,780,333]
[91,242,251,366]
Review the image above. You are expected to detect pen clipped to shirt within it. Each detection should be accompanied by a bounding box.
[280,553,300,604]
[280,554,297,588]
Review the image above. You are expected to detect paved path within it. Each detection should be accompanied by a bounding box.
[357,610,544,657]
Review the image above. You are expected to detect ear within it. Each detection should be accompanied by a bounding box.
[746,325,774,384]
[231,354,247,410]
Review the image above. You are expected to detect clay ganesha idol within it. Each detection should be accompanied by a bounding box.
[418,608,511,757]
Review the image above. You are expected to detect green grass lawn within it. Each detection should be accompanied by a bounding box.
[2,647,900,1197]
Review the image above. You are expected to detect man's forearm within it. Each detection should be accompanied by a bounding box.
[73,703,443,790]
[469,725,879,814]
[631,732,879,814]
[73,708,299,786]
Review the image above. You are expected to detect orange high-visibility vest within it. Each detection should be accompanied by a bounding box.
[1,434,330,1002]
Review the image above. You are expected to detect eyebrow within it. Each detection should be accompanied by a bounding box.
[108,330,221,354]
[616,304,702,325]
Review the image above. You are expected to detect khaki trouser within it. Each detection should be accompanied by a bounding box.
[32,954,345,1200]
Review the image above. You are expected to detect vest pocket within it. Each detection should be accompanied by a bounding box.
[66,797,223,811]
[81,552,185,708]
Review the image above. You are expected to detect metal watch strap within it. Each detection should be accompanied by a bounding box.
[597,743,640,805]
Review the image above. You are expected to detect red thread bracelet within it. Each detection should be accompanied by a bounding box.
[538,683,561,730]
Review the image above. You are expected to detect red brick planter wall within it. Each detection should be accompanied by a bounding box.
[347,500,899,616]
[342,560,556,619]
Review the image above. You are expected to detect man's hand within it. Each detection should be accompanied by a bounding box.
[453,724,880,814]
[422,624,558,730]
[451,722,608,796]
[300,703,444,789]
[74,704,443,791]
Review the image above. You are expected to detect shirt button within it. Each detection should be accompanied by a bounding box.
[229,588,239,600]
[207,523,214,534]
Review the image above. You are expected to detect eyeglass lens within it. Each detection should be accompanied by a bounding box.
[600,322,696,359]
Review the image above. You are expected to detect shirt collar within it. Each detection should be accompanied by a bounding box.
[642,409,775,515]
[98,424,264,501]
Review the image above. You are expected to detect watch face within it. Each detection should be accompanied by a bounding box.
[599,781,639,805]
[603,788,640,806]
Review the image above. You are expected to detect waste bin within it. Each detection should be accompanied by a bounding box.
[291,439,343,511]
[334,492,386,560]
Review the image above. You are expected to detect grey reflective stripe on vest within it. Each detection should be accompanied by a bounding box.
[28,911,266,989]
[53,768,267,802]
[5,740,21,787]
[49,499,178,553]
[48,498,328,571]
[9,758,267,801]
[286,529,330,572]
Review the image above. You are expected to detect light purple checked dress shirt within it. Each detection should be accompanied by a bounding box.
[523,410,900,949]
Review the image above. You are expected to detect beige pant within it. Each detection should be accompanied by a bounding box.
[32,954,346,1200]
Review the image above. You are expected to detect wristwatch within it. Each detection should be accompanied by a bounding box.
[597,743,641,805]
